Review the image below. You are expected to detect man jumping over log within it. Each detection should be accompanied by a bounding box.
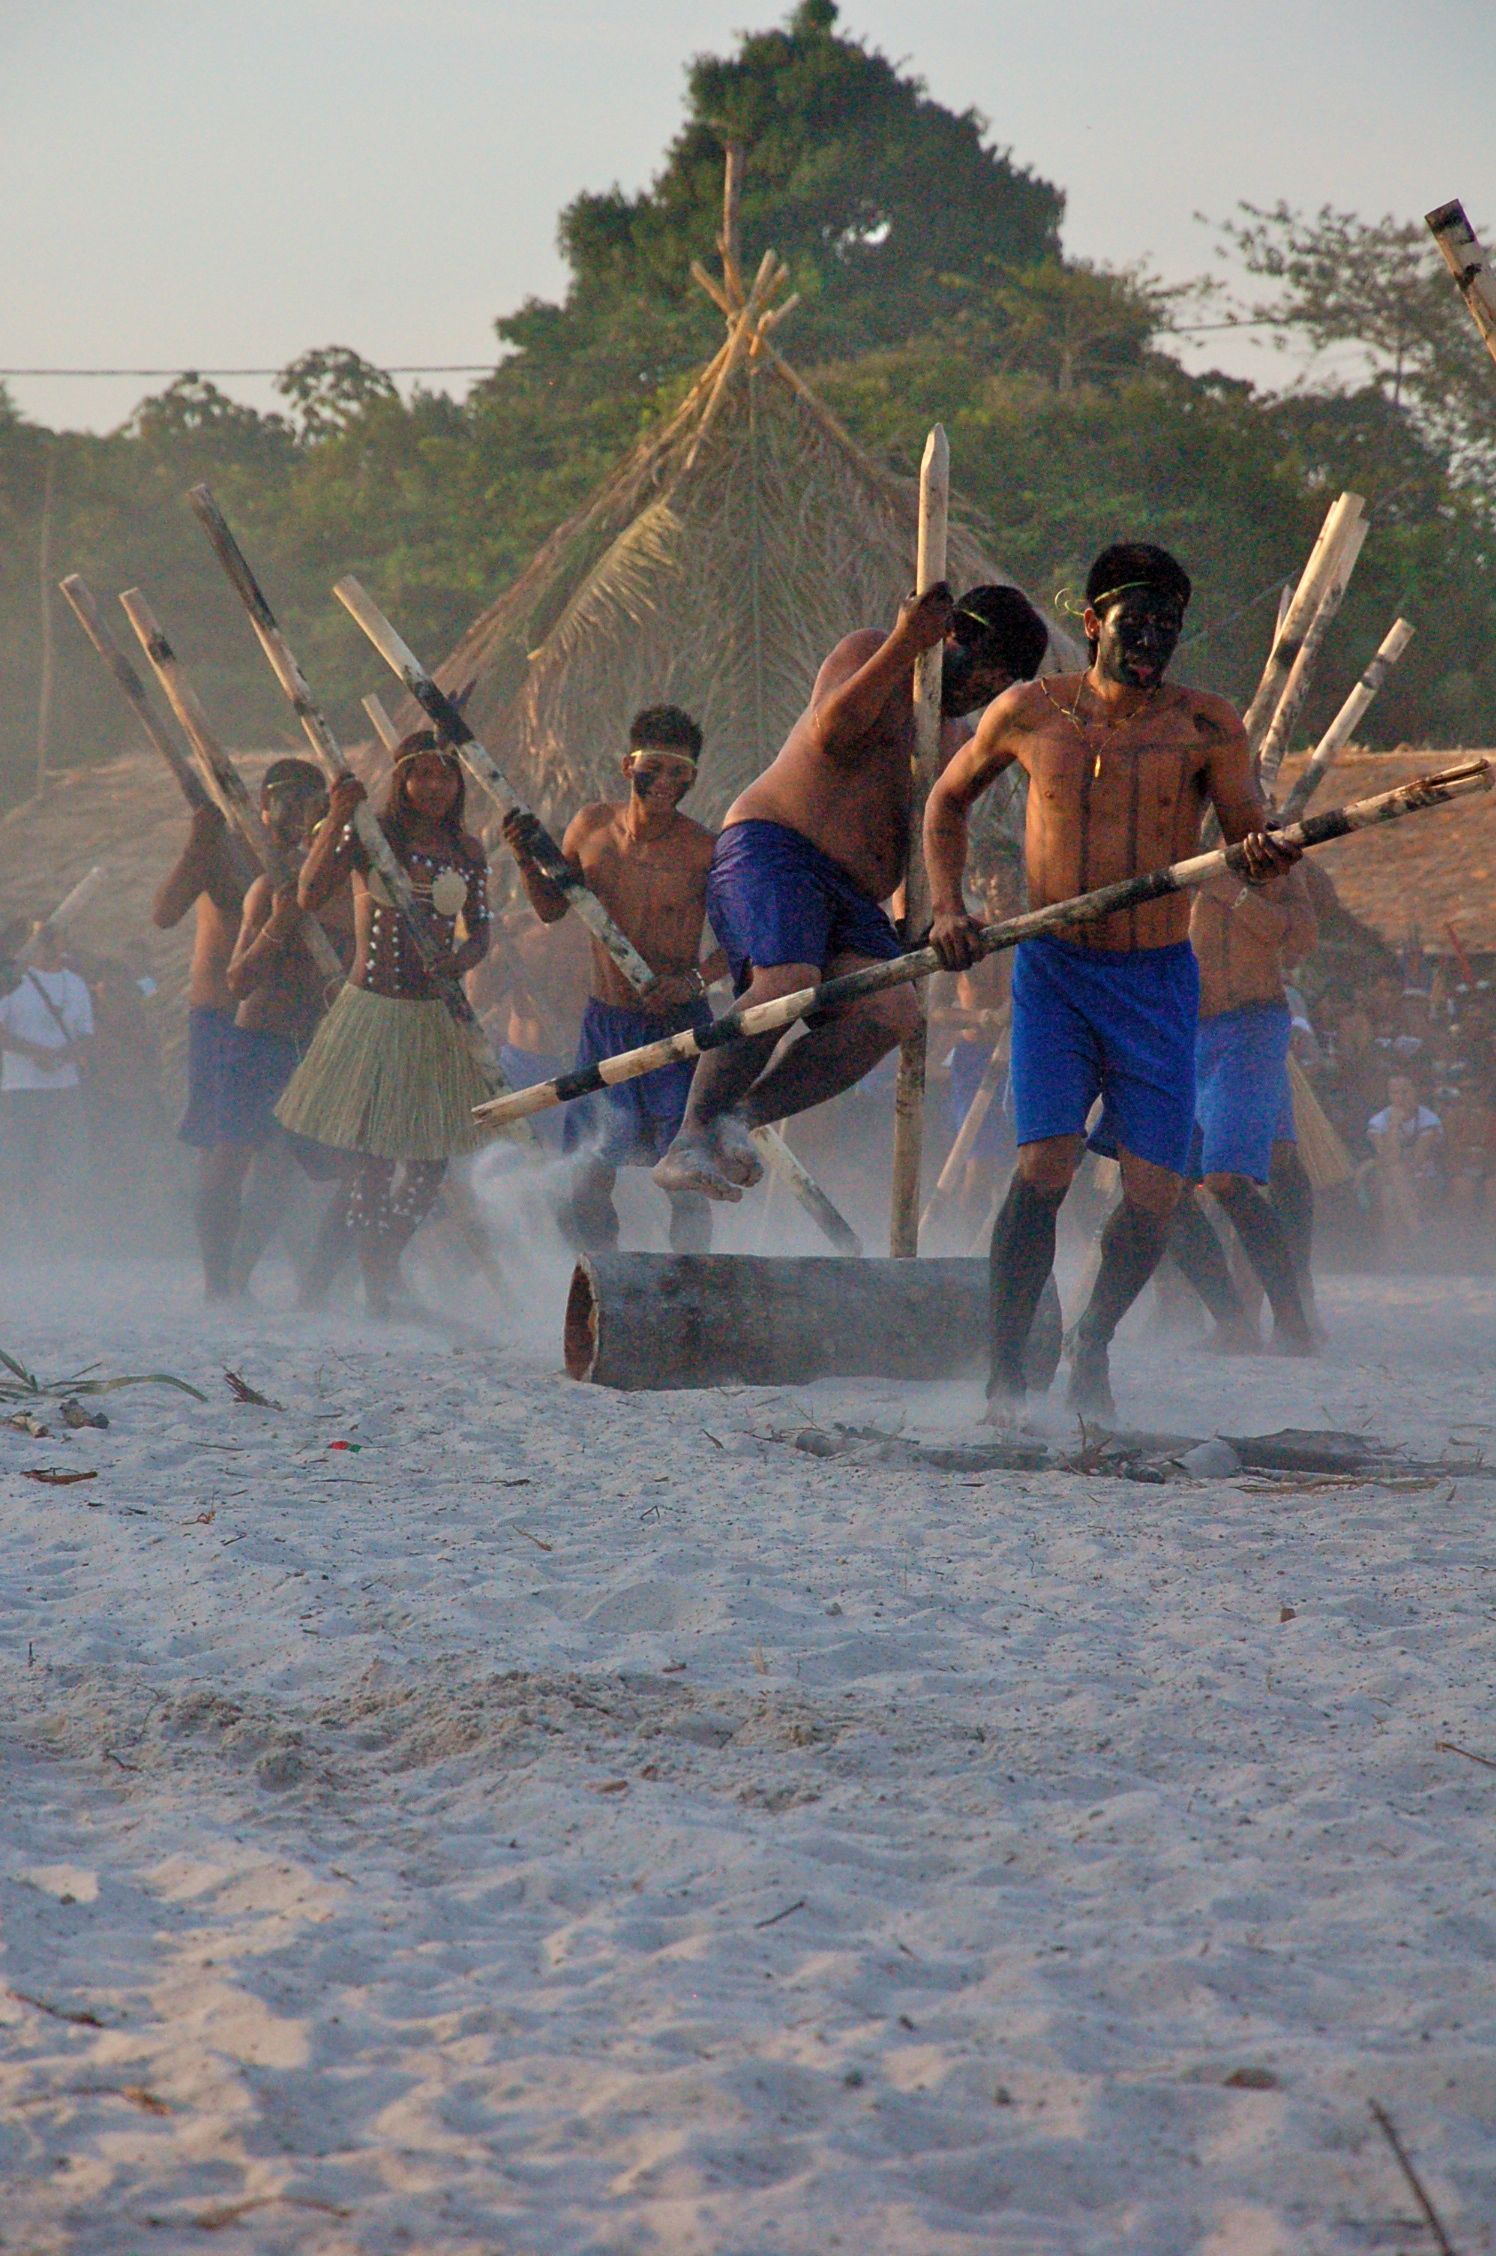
[1168,863,1319,1354]
[504,707,727,1252]
[653,585,1050,1202]
[926,542,1298,1420]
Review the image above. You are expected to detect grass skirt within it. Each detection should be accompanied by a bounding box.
[275,984,494,1162]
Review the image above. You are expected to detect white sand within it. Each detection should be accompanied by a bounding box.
[2,1220,1494,2253]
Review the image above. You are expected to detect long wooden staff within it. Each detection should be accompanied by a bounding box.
[58,574,260,891]
[341,581,863,1252]
[1242,493,1365,750]
[475,759,1492,1129]
[185,486,507,1090]
[919,1003,1011,1237]
[1427,199,1496,373]
[1258,512,1368,788]
[890,424,949,1258]
[118,589,346,992]
[19,867,106,963]
[1278,617,1416,823]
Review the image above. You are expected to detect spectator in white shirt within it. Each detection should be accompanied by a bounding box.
[1367,1071,1443,1259]
[0,921,93,1242]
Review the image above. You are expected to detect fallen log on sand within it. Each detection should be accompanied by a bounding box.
[481,759,1493,1130]
[565,1251,1063,1391]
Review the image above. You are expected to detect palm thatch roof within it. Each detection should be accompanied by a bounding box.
[1277,745,1496,957]
[432,227,1079,840]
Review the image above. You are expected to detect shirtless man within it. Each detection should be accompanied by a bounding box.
[503,706,727,1253]
[152,797,250,1295]
[1168,865,1319,1353]
[926,541,1298,1418]
[201,761,349,1296]
[654,585,1051,1202]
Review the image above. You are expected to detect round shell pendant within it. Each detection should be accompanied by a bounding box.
[431,868,468,919]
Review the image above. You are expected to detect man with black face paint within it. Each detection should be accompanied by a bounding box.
[925,541,1299,1420]
[504,705,727,1254]
[654,583,1050,1204]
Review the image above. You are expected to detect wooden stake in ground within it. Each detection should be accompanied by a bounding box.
[890,424,949,1259]
[1278,617,1416,822]
[919,1004,1011,1238]
[118,588,345,993]
[1242,493,1365,751]
[186,485,505,1088]
[1258,512,1369,789]
[1427,197,1496,374]
[475,759,1493,1129]
[58,573,260,890]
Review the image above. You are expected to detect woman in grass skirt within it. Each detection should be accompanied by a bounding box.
[278,731,492,1313]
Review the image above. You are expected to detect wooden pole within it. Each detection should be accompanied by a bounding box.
[34,449,56,792]
[19,866,105,963]
[118,588,345,991]
[889,424,950,1258]
[476,758,1494,1129]
[719,143,746,308]
[919,1004,1011,1237]
[362,692,401,751]
[58,573,260,890]
[1258,513,1369,788]
[186,485,506,1085]
[1242,493,1365,750]
[1278,617,1416,823]
[1426,198,1496,373]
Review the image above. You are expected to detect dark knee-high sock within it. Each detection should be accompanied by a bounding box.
[988,1176,1064,1396]
[1214,1179,1310,1338]
[1077,1199,1170,1349]
[1270,1143,1315,1287]
[1168,1193,1245,1326]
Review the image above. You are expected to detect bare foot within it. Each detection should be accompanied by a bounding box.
[1197,1319,1261,1357]
[1066,1334,1116,1420]
[981,1390,1026,1431]
[1268,1324,1318,1359]
[653,1131,744,1203]
[715,1111,765,1188]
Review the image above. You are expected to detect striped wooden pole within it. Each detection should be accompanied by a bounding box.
[474,759,1493,1130]
[1426,199,1496,373]
[1258,512,1369,788]
[890,425,949,1258]
[118,588,345,992]
[58,573,260,891]
[1242,493,1365,751]
[1278,617,1416,822]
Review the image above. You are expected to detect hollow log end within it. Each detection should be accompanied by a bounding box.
[564,1258,601,1382]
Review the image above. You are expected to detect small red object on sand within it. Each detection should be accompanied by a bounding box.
[328,1440,363,1453]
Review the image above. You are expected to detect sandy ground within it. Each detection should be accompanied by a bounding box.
[1,1186,1494,2254]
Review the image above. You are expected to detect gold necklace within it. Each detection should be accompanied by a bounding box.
[1041,676,1161,779]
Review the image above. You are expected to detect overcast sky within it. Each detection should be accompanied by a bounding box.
[3,0,1494,436]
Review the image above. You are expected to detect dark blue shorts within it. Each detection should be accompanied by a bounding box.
[179,1010,295,1150]
[562,995,714,1167]
[945,1035,1013,1163]
[707,820,903,995]
[1191,1001,1294,1184]
[1009,935,1200,1174]
[500,1042,567,1150]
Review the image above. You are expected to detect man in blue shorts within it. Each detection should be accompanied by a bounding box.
[653,584,1051,1202]
[926,542,1299,1418]
[1168,863,1319,1352]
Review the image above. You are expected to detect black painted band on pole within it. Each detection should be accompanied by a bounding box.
[474,758,1493,1128]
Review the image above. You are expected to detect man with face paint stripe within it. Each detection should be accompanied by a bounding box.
[503,704,727,1254]
[926,541,1300,1421]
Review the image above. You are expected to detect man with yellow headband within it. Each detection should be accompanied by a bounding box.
[504,705,727,1253]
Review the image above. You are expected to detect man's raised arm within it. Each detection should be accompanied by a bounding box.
[809,585,953,764]
[1202,701,1302,879]
[922,688,1023,970]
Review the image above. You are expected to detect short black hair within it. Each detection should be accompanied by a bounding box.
[628,705,702,761]
[1085,542,1192,616]
[953,585,1050,680]
[261,755,327,799]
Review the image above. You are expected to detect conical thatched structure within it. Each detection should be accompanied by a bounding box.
[437,211,1078,835]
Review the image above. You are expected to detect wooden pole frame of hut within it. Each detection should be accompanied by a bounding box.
[118,588,346,994]
[475,760,1494,1130]
[1258,513,1369,790]
[186,485,509,1091]
[889,424,949,1259]
[1426,198,1496,373]
[1242,493,1365,751]
[58,573,260,892]
[1278,617,1416,823]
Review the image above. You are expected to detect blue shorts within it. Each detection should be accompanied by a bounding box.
[562,995,714,1167]
[1191,1001,1294,1184]
[1009,934,1199,1174]
[179,1010,296,1150]
[945,1035,1013,1163]
[707,820,902,995]
[500,1042,567,1150]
